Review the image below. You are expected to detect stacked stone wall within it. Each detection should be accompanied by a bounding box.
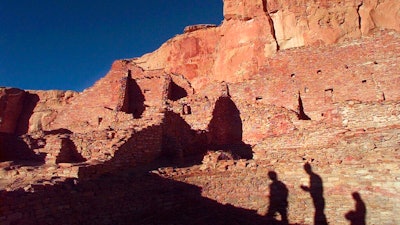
[169,158,400,225]
[338,101,400,129]
[1,3,399,224]
[77,124,163,180]
[0,173,199,225]
[3,167,294,225]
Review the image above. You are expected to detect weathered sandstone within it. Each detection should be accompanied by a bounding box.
[1,0,399,225]
[134,0,400,89]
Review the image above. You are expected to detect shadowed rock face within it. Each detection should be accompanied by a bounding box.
[208,96,243,146]
[0,0,398,169]
[1,1,400,225]
[0,88,26,134]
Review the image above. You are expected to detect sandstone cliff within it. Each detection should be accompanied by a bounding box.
[134,0,400,88]
[1,1,399,225]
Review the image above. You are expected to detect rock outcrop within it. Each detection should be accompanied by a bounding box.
[1,1,399,225]
[134,0,400,88]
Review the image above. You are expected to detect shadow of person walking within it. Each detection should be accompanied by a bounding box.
[300,163,328,225]
[345,192,366,225]
[266,171,289,225]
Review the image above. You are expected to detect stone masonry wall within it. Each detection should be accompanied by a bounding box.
[0,172,204,225]
[1,1,399,224]
[168,158,400,225]
[1,168,286,225]
[338,101,400,129]
[77,124,163,180]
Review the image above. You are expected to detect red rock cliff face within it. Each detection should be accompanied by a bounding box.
[0,0,398,165]
[1,1,400,225]
[133,0,400,89]
[1,0,398,136]
[0,88,78,135]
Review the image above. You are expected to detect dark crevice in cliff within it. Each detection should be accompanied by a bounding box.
[357,2,363,30]
[262,0,268,13]
[263,0,280,51]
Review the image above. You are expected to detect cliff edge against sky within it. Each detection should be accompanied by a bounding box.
[1,1,400,224]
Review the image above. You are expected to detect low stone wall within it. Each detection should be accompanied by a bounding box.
[1,164,279,225]
[2,153,398,225]
[0,173,200,225]
[167,154,400,225]
[77,124,163,180]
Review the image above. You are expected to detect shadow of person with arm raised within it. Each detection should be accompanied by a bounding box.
[266,171,289,225]
[300,163,328,225]
[345,192,366,225]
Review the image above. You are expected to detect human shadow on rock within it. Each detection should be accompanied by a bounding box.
[2,159,301,225]
[345,192,366,225]
[1,114,303,225]
[267,171,289,225]
[300,163,328,225]
[207,96,252,159]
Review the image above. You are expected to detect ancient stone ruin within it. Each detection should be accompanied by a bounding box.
[1,0,399,224]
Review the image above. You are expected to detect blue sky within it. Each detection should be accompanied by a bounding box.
[0,0,223,91]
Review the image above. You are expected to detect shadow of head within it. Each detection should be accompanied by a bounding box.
[303,162,313,174]
[268,171,278,181]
